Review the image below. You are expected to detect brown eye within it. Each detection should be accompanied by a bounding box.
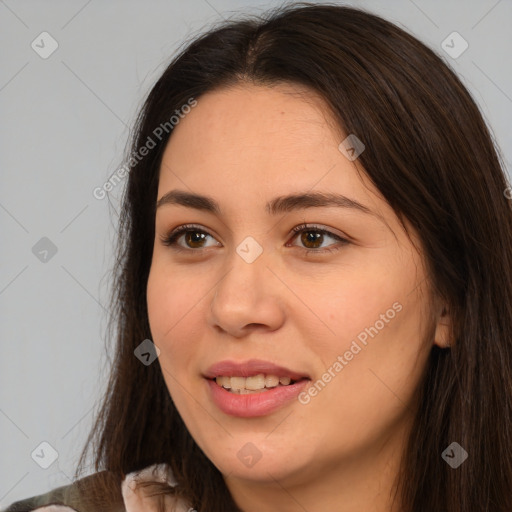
[160,224,220,251]
[300,230,324,249]
[183,230,208,249]
[288,224,350,254]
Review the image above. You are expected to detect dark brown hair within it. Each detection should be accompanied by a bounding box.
[75,3,512,511]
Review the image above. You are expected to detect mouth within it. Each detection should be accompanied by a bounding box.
[203,359,311,416]
[210,374,308,394]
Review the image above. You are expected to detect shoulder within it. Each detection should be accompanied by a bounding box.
[2,463,192,512]
[1,469,124,512]
[121,463,192,512]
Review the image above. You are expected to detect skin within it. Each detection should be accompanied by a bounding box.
[146,82,452,512]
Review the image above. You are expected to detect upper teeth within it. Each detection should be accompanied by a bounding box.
[216,374,292,390]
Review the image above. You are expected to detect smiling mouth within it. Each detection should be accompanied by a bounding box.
[212,373,308,394]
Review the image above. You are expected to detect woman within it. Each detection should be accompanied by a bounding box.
[4,2,512,511]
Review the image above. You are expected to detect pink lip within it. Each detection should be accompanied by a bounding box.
[203,359,310,418]
[206,378,310,418]
[204,359,310,380]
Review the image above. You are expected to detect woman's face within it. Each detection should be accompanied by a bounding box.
[146,83,447,490]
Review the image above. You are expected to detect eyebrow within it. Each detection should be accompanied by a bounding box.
[156,189,378,217]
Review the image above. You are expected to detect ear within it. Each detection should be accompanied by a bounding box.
[433,305,452,348]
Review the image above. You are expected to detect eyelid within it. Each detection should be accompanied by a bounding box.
[288,223,350,243]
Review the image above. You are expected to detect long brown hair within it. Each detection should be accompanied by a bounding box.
[75,3,512,511]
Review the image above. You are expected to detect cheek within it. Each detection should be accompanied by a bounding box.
[320,294,429,420]
[147,263,192,338]
[294,265,403,356]
[301,306,428,460]
[146,266,210,436]
[301,259,429,415]
[146,263,208,377]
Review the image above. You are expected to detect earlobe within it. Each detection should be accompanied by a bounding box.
[433,305,452,348]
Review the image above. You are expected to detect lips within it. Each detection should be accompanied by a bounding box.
[203,359,311,417]
[204,359,310,381]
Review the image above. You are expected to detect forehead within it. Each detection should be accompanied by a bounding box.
[158,83,375,202]
[173,81,341,139]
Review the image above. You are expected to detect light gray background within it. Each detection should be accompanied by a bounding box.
[1,0,511,505]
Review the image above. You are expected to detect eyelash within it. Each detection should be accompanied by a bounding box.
[159,223,350,255]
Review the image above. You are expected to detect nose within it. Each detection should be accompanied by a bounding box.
[208,246,286,338]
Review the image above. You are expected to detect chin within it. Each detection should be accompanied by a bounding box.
[204,437,311,483]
